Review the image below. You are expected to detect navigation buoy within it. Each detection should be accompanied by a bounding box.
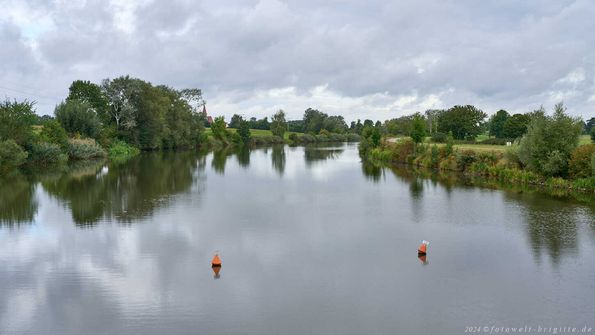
[211,253,222,267]
[418,254,428,265]
[418,240,429,255]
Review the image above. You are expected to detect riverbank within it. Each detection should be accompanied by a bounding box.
[360,139,595,197]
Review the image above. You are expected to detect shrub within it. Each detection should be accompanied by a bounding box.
[108,140,140,161]
[456,150,477,171]
[390,139,414,162]
[568,144,595,179]
[28,142,68,166]
[430,145,439,168]
[478,138,512,145]
[505,145,522,167]
[0,140,28,172]
[346,133,361,142]
[55,99,102,138]
[0,99,37,146]
[439,156,457,171]
[67,138,107,160]
[431,132,447,143]
[39,120,69,148]
[573,177,595,190]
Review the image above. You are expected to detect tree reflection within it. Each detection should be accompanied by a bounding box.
[271,145,286,176]
[505,192,590,266]
[361,162,383,182]
[41,151,206,226]
[235,146,250,168]
[304,146,344,166]
[0,173,38,226]
[211,148,233,174]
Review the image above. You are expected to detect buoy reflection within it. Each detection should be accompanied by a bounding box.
[212,265,221,279]
[418,254,428,265]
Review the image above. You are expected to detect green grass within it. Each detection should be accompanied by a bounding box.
[204,128,300,140]
[579,134,591,145]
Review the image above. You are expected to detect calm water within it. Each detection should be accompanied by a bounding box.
[1,144,594,335]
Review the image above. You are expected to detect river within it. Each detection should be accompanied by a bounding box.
[1,143,594,334]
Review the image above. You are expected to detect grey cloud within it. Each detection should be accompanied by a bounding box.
[1,0,594,119]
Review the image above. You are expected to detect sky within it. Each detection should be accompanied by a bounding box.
[1,0,594,121]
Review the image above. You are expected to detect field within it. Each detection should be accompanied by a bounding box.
[579,134,591,145]
[204,128,300,140]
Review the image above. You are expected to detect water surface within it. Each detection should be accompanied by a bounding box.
[1,144,594,334]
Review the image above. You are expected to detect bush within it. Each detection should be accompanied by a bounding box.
[431,132,447,143]
[505,145,522,168]
[39,120,69,148]
[68,138,107,160]
[478,138,512,145]
[55,99,102,138]
[28,142,68,166]
[456,150,477,171]
[0,140,28,172]
[0,99,37,146]
[390,139,415,162]
[108,140,140,161]
[346,133,361,142]
[568,144,595,179]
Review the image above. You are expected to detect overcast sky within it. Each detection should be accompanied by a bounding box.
[1,0,594,121]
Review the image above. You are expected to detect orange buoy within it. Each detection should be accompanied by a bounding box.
[417,240,429,255]
[211,253,222,267]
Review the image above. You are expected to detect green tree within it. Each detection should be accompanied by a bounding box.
[271,109,288,138]
[303,108,327,134]
[101,76,139,132]
[410,113,427,145]
[591,127,595,142]
[518,102,583,177]
[502,113,531,139]
[67,80,109,122]
[0,140,28,173]
[323,115,348,133]
[438,105,487,140]
[55,100,102,138]
[39,120,69,148]
[211,116,227,140]
[0,99,36,146]
[237,120,251,145]
[228,114,243,128]
[489,109,510,138]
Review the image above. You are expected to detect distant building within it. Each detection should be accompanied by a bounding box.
[201,103,226,127]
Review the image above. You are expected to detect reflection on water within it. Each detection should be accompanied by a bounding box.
[0,174,37,226]
[41,151,206,225]
[271,145,286,176]
[304,145,344,166]
[0,143,594,335]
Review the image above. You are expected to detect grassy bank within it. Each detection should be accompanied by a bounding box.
[362,139,595,194]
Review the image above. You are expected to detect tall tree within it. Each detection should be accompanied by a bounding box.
[271,110,288,138]
[211,116,227,140]
[303,108,327,134]
[437,105,487,140]
[229,114,243,129]
[101,76,139,132]
[489,109,510,138]
[67,80,109,122]
[502,113,530,139]
[410,113,427,145]
[55,100,102,138]
[237,119,251,145]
